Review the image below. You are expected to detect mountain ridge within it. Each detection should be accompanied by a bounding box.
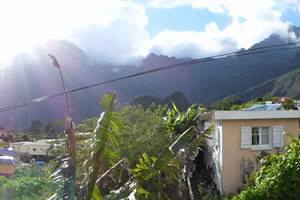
[234,66,300,101]
[1,27,300,129]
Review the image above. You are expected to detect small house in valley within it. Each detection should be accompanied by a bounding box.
[0,156,16,177]
[9,139,58,161]
[206,109,300,194]
[0,147,20,161]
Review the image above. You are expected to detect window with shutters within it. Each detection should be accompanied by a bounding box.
[251,127,272,149]
[241,126,284,150]
[273,126,284,148]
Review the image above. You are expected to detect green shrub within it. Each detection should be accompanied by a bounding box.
[233,138,300,200]
[0,165,57,200]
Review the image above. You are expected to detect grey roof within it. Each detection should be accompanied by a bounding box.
[0,147,19,158]
[10,139,60,146]
[242,103,284,111]
[0,156,16,165]
[213,110,300,120]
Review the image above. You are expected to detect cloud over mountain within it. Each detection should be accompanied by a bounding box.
[0,0,149,66]
[147,0,298,58]
[0,0,299,66]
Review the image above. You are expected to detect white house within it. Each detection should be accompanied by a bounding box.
[10,139,56,156]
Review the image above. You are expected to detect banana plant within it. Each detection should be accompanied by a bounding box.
[133,150,180,200]
[79,93,121,200]
[133,104,212,200]
[165,103,205,137]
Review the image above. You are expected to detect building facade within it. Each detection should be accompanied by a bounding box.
[10,139,55,156]
[0,156,16,177]
[207,110,300,194]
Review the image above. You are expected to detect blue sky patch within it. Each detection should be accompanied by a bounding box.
[145,5,232,37]
[281,7,300,27]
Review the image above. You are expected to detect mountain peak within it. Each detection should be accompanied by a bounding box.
[249,26,300,50]
[142,53,190,68]
[288,25,300,38]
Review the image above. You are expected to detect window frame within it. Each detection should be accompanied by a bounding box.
[251,127,272,150]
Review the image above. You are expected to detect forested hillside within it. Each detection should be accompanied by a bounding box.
[130,91,189,111]
[232,66,300,101]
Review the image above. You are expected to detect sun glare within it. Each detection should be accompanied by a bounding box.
[0,0,69,67]
[0,0,121,67]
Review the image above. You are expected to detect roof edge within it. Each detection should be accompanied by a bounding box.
[213,110,300,120]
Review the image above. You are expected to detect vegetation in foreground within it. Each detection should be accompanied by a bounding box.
[0,94,299,200]
[48,93,213,199]
[0,165,56,200]
[232,137,300,200]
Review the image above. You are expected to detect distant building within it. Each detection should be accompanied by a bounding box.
[10,139,55,156]
[277,97,299,110]
[206,109,300,194]
[0,147,20,160]
[0,127,16,143]
[0,156,16,177]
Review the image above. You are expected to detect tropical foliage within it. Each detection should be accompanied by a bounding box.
[165,103,204,135]
[233,137,300,200]
[2,91,299,200]
[80,93,121,200]
[116,105,170,166]
[132,103,211,199]
[45,93,214,199]
[133,151,181,200]
[0,165,57,200]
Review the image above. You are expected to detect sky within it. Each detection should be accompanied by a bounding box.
[0,0,300,66]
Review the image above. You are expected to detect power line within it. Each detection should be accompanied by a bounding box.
[1,42,300,113]
[1,44,300,112]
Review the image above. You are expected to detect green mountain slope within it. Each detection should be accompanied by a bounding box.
[236,67,300,101]
[130,91,190,111]
[270,67,300,98]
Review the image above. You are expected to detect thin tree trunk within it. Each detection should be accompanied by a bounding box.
[58,67,77,200]
[49,54,77,199]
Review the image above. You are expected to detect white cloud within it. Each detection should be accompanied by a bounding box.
[287,0,300,13]
[147,0,296,58]
[148,0,227,13]
[0,0,298,66]
[72,19,149,65]
[149,22,239,58]
[70,0,149,64]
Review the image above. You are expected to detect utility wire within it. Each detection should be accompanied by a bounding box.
[1,42,300,113]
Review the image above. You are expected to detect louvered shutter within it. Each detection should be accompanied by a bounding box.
[241,127,251,149]
[273,126,284,147]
